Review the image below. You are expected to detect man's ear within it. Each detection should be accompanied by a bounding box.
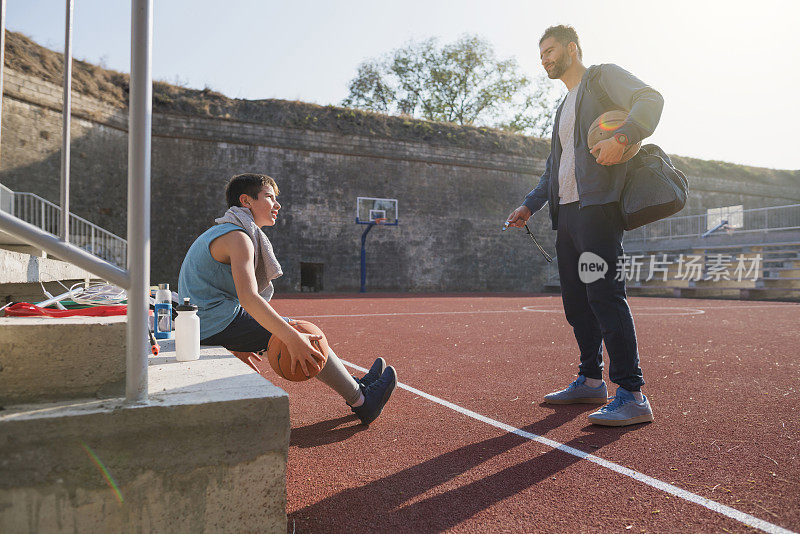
[568,42,577,58]
[239,193,252,207]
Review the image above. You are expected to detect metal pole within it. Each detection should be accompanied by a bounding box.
[126,0,152,404]
[60,0,74,242]
[359,223,375,293]
[0,0,6,163]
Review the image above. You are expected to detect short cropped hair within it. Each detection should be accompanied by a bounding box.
[539,25,582,60]
[225,173,279,208]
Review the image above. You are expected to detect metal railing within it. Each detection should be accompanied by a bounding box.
[4,191,128,267]
[0,182,12,213]
[0,0,152,404]
[625,204,800,245]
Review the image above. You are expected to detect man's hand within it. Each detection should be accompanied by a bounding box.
[285,331,327,378]
[590,137,626,166]
[506,205,532,228]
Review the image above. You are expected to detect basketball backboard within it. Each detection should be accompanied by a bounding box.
[356,197,399,225]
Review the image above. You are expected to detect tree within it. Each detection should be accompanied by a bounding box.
[498,74,563,137]
[342,35,563,137]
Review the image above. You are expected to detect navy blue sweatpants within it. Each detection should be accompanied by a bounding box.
[555,202,644,392]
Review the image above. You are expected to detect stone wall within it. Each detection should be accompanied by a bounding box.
[0,69,551,292]
[1,67,797,292]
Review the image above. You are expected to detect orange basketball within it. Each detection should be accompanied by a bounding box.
[266,319,329,382]
[587,110,641,163]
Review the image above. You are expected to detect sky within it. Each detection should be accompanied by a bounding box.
[6,0,800,170]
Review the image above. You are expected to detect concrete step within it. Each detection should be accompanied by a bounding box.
[690,279,758,289]
[758,278,800,289]
[763,268,800,277]
[627,286,680,298]
[0,248,97,305]
[0,345,290,533]
[635,278,692,288]
[0,228,44,255]
[739,287,800,300]
[0,316,126,405]
[671,287,745,298]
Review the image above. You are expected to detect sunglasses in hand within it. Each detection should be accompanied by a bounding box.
[502,221,553,263]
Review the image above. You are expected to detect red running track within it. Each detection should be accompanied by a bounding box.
[267,295,799,533]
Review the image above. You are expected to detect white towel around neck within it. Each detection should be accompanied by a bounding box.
[215,206,282,301]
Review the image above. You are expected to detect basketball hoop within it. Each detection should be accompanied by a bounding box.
[355,197,399,292]
[355,197,398,226]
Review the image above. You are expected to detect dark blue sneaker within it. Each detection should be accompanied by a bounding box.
[354,357,386,388]
[352,366,397,426]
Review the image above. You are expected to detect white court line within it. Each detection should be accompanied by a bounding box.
[684,303,800,310]
[294,302,799,320]
[342,360,795,534]
[294,306,704,319]
[294,310,531,319]
[523,305,706,316]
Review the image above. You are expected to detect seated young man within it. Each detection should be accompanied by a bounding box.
[178,173,397,425]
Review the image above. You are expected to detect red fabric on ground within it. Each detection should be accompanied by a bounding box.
[3,302,127,317]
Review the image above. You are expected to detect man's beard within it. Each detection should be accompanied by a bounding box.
[547,53,572,79]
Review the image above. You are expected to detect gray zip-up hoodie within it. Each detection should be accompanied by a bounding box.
[523,64,664,229]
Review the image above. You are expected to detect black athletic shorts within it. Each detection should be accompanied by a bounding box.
[200,307,275,353]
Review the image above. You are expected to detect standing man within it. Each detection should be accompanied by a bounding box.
[506,25,663,426]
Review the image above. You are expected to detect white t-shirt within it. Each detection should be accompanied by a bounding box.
[557,86,580,205]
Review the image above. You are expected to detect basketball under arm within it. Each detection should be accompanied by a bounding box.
[598,64,664,145]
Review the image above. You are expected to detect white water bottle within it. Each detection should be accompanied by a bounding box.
[175,298,200,362]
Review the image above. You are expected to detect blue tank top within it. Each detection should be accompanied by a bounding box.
[178,223,247,339]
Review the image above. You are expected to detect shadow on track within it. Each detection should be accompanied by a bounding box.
[290,414,366,448]
[291,404,646,532]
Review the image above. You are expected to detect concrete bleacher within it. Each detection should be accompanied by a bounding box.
[625,241,800,300]
[0,249,290,532]
[544,239,800,302]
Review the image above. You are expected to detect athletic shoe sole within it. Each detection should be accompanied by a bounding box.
[544,396,608,405]
[587,413,655,426]
[379,366,397,406]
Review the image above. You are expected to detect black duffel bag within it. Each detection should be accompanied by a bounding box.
[619,144,688,231]
[585,67,688,231]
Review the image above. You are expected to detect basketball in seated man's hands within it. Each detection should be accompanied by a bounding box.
[178,173,397,426]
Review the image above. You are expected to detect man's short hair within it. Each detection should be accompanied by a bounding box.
[540,25,582,60]
[225,173,279,208]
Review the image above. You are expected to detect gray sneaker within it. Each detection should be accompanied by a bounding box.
[544,375,608,404]
[587,387,654,426]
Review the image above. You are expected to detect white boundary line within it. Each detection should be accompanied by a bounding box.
[295,307,700,319]
[292,303,799,321]
[522,305,706,316]
[294,310,520,319]
[682,303,800,310]
[341,360,796,534]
